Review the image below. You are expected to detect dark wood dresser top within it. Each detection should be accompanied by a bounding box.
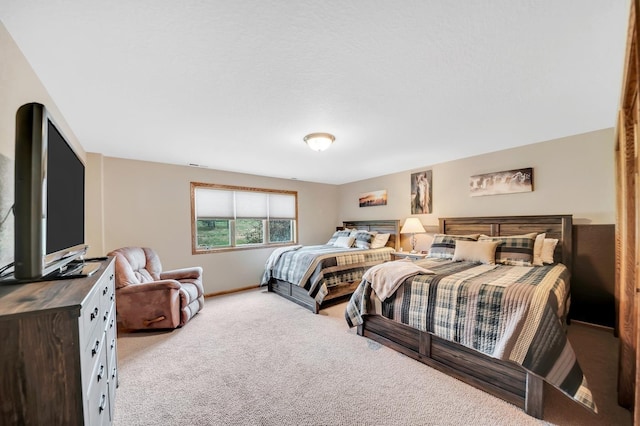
[0,258,112,318]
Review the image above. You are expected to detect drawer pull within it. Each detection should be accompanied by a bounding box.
[91,340,100,357]
[111,367,117,380]
[110,338,116,350]
[97,364,105,382]
[90,307,99,321]
[103,310,109,322]
[109,318,115,329]
[103,286,108,296]
[98,394,107,414]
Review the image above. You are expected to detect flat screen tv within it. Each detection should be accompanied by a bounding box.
[13,102,86,280]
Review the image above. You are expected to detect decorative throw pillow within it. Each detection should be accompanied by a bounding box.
[478,233,537,266]
[533,233,546,266]
[452,240,500,264]
[427,234,480,259]
[352,230,376,249]
[371,233,391,249]
[333,235,356,248]
[540,238,559,264]
[327,229,351,245]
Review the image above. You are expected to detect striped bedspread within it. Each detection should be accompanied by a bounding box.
[345,258,596,413]
[263,245,394,304]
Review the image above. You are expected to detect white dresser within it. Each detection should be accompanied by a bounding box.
[0,258,118,425]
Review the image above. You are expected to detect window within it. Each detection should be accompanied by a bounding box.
[191,182,297,253]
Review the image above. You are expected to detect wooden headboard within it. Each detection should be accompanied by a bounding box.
[439,215,573,273]
[341,220,400,251]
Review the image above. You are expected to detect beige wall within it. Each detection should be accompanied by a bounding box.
[338,129,615,251]
[85,153,105,259]
[94,156,339,294]
[0,22,85,269]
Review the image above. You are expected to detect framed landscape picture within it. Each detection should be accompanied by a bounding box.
[469,167,533,197]
[359,189,387,207]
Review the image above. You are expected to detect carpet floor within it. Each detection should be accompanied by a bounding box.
[113,289,631,426]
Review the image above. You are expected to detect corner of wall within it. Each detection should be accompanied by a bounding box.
[86,152,105,256]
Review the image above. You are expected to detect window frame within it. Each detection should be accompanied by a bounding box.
[190,182,298,254]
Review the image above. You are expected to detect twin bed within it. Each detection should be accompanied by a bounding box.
[264,220,399,313]
[263,214,594,419]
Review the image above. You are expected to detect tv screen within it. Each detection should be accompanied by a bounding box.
[46,119,85,255]
[11,103,87,281]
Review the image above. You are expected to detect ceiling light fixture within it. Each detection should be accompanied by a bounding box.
[304,132,335,152]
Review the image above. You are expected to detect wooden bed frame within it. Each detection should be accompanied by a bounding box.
[268,219,400,313]
[356,215,573,419]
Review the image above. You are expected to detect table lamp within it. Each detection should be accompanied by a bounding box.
[400,218,426,253]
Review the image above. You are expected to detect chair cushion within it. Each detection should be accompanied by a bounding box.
[134,269,154,283]
[108,246,164,287]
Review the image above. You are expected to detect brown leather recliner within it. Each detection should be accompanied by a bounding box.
[107,247,204,330]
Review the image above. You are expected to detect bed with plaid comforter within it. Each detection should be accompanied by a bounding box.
[262,245,394,304]
[345,258,596,413]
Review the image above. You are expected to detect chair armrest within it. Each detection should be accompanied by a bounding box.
[160,266,203,281]
[117,279,181,295]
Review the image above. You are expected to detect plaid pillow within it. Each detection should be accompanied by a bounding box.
[327,229,352,245]
[427,234,479,259]
[478,233,537,266]
[351,230,376,249]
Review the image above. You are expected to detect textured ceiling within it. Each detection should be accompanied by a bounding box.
[0,1,630,184]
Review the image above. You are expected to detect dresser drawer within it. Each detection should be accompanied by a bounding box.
[105,307,117,368]
[108,343,118,411]
[104,278,118,423]
[81,320,105,391]
[100,262,116,314]
[79,284,102,350]
[86,335,110,426]
[102,299,114,334]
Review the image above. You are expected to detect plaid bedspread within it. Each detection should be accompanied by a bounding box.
[263,245,393,303]
[345,258,596,413]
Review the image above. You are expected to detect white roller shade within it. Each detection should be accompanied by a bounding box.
[195,188,234,218]
[269,194,296,219]
[235,191,268,218]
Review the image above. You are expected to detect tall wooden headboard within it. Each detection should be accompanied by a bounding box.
[341,220,400,251]
[439,215,573,273]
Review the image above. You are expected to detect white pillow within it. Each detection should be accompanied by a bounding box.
[370,233,391,249]
[333,235,355,248]
[540,238,559,264]
[533,233,545,266]
[533,234,559,266]
[452,240,499,264]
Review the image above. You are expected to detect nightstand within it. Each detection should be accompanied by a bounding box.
[392,252,428,261]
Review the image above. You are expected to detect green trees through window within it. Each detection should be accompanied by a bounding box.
[196,219,230,248]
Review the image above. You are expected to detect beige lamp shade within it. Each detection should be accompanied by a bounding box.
[400,218,426,253]
[400,218,426,234]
